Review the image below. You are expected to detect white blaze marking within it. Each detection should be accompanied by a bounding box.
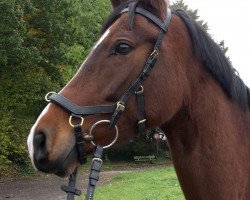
[93,28,111,50]
[27,105,50,170]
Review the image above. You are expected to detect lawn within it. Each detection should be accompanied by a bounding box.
[77,166,184,200]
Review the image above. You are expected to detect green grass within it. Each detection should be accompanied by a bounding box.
[77,166,184,200]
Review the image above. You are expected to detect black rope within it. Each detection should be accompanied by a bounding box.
[86,145,103,200]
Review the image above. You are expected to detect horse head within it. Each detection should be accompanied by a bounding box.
[27,0,191,177]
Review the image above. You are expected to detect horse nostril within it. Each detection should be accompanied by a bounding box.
[34,131,46,148]
[33,131,48,162]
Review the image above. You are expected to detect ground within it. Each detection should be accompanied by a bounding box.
[0,162,167,200]
[0,170,125,200]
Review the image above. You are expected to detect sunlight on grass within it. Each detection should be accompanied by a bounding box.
[77,167,184,200]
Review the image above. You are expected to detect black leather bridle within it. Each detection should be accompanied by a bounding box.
[45,4,172,200]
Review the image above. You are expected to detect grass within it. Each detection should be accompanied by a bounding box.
[77,166,184,200]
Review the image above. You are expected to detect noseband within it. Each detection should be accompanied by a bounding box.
[45,5,172,200]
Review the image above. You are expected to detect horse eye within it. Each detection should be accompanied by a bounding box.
[115,43,132,55]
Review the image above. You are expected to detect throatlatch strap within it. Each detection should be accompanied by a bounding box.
[86,145,103,200]
[61,169,81,200]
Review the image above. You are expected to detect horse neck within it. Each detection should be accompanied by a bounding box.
[161,66,250,199]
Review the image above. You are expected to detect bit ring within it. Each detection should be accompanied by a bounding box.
[89,120,119,149]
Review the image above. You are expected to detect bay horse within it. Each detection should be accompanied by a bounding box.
[27,0,250,199]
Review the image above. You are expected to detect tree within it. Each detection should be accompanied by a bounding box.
[0,0,111,175]
[171,0,228,54]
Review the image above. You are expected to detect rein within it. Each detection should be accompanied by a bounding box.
[45,5,172,200]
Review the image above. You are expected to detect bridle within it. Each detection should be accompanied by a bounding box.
[45,4,172,200]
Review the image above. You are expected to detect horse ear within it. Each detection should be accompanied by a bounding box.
[138,0,168,18]
[110,0,128,9]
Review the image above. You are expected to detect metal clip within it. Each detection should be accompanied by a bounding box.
[84,134,93,142]
[138,119,146,125]
[135,85,144,94]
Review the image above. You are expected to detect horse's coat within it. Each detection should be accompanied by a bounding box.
[27,0,250,199]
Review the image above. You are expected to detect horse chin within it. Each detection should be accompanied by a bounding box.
[55,162,77,178]
[54,147,78,177]
[34,146,78,178]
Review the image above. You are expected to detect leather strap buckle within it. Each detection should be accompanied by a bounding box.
[150,49,159,58]
[116,101,125,111]
[92,158,103,166]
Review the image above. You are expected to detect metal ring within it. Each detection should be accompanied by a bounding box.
[89,120,119,149]
[69,115,84,127]
[45,91,56,102]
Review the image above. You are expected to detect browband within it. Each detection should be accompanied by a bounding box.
[120,7,172,32]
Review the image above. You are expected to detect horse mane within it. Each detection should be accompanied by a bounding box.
[175,9,250,111]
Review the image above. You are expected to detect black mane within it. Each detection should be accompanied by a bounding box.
[175,9,250,111]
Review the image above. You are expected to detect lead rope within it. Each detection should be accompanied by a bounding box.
[61,169,81,200]
[61,146,103,200]
[86,145,103,200]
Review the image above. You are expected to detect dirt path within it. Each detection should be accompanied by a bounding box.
[0,162,169,200]
[0,170,127,200]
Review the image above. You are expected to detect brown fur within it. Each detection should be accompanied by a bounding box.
[29,0,250,199]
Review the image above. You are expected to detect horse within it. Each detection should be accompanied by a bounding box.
[27,0,250,199]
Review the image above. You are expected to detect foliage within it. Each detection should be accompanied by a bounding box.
[107,137,156,161]
[0,0,110,175]
[77,167,184,200]
[106,128,168,161]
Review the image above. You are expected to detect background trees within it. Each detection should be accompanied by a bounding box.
[0,0,228,175]
[0,0,110,175]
